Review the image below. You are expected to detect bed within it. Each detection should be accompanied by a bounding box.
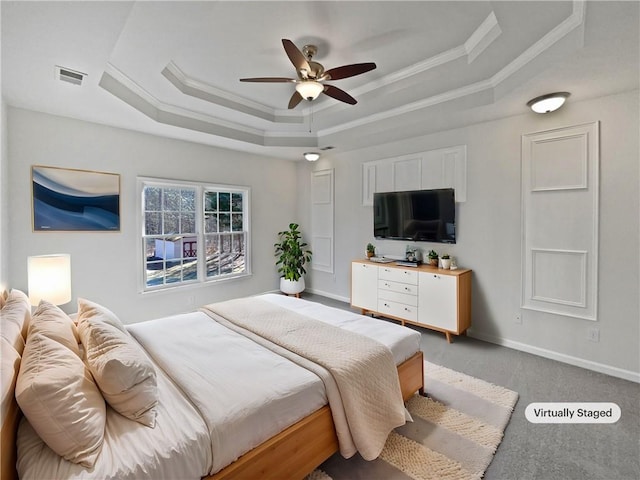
[1,290,424,480]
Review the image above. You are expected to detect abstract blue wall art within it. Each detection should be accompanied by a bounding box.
[32,166,120,231]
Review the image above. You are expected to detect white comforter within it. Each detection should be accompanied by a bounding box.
[128,311,327,475]
[17,295,422,479]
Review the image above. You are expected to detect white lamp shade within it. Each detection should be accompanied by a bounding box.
[28,254,72,306]
[303,152,320,162]
[295,81,324,101]
[527,92,570,113]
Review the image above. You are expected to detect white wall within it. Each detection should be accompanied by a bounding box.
[7,107,299,322]
[305,90,640,380]
[0,99,8,291]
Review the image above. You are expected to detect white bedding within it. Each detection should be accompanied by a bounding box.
[127,311,327,475]
[17,360,211,480]
[15,295,422,479]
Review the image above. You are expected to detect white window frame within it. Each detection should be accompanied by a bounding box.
[137,177,251,293]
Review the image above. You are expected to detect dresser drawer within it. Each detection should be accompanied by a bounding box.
[378,289,418,307]
[378,299,418,322]
[378,279,418,296]
[378,266,419,285]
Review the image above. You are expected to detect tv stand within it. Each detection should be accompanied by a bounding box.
[351,260,472,342]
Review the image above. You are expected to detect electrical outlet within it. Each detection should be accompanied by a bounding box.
[587,327,600,343]
[187,295,196,306]
[514,313,522,324]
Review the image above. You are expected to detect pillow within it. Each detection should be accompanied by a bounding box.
[28,300,80,356]
[1,289,31,355]
[1,337,21,425]
[0,289,7,309]
[76,298,127,332]
[16,332,106,467]
[76,299,158,427]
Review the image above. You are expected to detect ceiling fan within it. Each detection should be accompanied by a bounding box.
[240,39,377,109]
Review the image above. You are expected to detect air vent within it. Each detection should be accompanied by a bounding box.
[319,146,335,151]
[55,66,87,86]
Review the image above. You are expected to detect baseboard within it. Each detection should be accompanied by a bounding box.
[469,330,640,384]
[305,288,350,304]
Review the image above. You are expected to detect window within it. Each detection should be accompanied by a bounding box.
[139,178,250,291]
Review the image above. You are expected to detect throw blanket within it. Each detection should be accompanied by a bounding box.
[201,297,407,461]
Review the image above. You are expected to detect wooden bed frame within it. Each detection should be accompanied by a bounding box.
[1,351,423,480]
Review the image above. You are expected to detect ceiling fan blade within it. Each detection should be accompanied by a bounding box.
[282,39,311,72]
[288,91,303,109]
[239,77,295,83]
[324,62,377,80]
[323,85,357,105]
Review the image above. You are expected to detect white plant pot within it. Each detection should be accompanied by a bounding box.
[280,277,305,295]
[441,258,452,270]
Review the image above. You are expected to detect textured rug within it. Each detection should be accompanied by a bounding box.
[308,361,519,480]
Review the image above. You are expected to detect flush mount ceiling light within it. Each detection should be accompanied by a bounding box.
[303,152,320,162]
[295,81,325,101]
[527,92,570,113]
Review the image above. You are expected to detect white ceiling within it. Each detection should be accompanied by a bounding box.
[2,1,638,161]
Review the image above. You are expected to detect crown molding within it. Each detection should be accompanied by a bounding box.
[492,0,585,86]
[162,61,302,124]
[99,1,586,148]
[100,63,315,147]
[465,11,502,63]
[319,1,586,137]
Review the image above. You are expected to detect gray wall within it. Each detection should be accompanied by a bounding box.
[303,90,640,380]
[6,107,298,322]
[1,99,8,291]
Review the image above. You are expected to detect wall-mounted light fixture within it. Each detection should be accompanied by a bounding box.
[527,92,570,113]
[303,152,320,162]
[296,81,324,101]
[27,254,72,306]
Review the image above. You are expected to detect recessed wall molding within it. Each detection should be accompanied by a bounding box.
[531,249,588,307]
[362,145,467,206]
[311,169,334,274]
[521,121,599,321]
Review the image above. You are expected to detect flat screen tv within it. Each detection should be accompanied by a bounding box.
[373,188,456,243]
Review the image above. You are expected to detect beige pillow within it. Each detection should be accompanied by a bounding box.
[77,299,158,427]
[1,289,31,355]
[0,289,7,309]
[28,300,80,356]
[1,337,21,425]
[16,332,106,467]
[76,298,127,332]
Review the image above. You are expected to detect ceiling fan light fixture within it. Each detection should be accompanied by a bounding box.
[527,92,570,113]
[304,152,320,162]
[296,81,324,101]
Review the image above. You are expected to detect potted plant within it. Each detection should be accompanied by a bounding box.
[366,243,376,258]
[427,249,439,267]
[274,223,312,296]
[440,254,451,270]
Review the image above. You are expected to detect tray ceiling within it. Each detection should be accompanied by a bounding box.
[2,1,638,160]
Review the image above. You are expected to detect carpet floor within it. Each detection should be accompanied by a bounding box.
[309,361,519,480]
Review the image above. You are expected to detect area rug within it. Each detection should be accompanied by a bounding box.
[308,361,519,480]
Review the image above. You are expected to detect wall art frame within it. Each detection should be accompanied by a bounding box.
[32,165,121,232]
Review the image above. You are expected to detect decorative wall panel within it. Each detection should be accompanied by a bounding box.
[362,145,467,205]
[311,169,334,273]
[521,122,599,320]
